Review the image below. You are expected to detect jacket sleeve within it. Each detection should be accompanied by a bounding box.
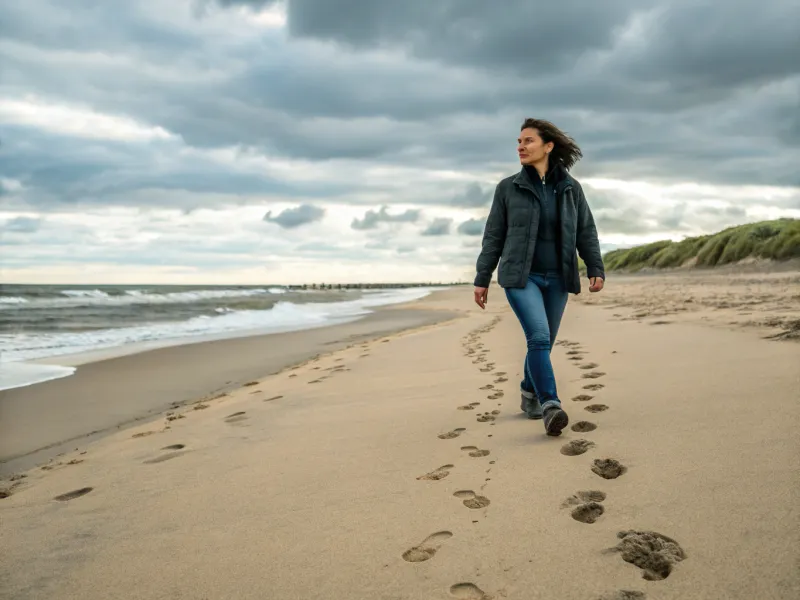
[473,182,507,288]
[575,184,605,280]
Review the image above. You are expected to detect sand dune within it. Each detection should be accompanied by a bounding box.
[2,274,799,600]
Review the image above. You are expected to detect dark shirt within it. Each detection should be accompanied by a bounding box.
[524,164,561,275]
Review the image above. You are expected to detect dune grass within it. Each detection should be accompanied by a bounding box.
[582,218,800,273]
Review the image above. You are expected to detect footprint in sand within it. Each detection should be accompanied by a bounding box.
[566,350,582,356]
[132,431,158,438]
[54,487,93,501]
[494,377,508,383]
[479,384,494,390]
[417,465,455,481]
[161,444,185,451]
[494,371,507,376]
[572,421,598,432]
[585,404,609,412]
[243,381,259,387]
[224,411,250,426]
[592,459,627,479]
[580,363,599,370]
[571,502,605,523]
[439,428,467,440]
[453,490,491,509]
[572,394,594,402]
[143,445,190,464]
[402,531,453,562]
[561,439,595,456]
[596,591,646,600]
[487,392,504,399]
[584,383,605,391]
[568,356,584,361]
[461,446,491,458]
[582,372,606,379]
[563,490,607,506]
[477,414,496,423]
[264,395,283,402]
[458,405,476,411]
[606,530,686,580]
[449,582,493,599]
[559,341,581,348]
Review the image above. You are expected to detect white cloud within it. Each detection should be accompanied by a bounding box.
[0,97,176,142]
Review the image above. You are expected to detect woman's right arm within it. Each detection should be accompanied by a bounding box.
[473,182,507,288]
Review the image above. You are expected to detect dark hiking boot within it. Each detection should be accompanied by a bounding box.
[542,403,569,436]
[520,388,543,420]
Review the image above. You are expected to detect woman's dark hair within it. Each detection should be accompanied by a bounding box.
[520,118,583,170]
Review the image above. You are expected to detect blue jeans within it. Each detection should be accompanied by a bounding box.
[504,273,569,410]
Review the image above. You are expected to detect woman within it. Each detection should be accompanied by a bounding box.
[473,118,605,437]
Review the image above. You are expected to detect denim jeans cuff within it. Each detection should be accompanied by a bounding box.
[540,400,561,412]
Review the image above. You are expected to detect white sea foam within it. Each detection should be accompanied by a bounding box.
[0,287,287,310]
[0,287,439,390]
[0,361,76,391]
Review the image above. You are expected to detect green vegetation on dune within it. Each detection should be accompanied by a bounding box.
[584,219,800,273]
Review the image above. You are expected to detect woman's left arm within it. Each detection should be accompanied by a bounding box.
[574,184,605,290]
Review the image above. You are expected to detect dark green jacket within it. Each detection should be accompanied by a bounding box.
[473,163,605,294]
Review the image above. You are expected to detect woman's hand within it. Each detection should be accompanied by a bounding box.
[589,277,604,292]
[474,286,489,309]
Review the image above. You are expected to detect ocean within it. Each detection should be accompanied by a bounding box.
[0,283,441,391]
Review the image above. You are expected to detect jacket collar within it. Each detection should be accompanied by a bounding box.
[513,160,573,192]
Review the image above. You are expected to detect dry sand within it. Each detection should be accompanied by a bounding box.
[2,271,799,600]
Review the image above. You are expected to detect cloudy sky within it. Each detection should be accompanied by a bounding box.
[1,0,798,285]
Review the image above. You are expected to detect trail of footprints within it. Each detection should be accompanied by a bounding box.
[557,339,685,594]
[403,316,503,597]
[405,330,683,597]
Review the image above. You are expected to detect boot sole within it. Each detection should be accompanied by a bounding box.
[545,409,569,436]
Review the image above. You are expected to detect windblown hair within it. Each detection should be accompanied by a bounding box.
[520,118,583,170]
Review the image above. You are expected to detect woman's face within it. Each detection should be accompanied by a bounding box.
[517,128,553,165]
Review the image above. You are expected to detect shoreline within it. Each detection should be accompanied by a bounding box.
[2,285,452,389]
[0,291,465,476]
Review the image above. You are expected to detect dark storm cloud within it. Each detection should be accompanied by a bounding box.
[450,183,491,208]
[457,219,486,236]
[224,0,652,73]
[221,0,799,88]
[351,206,421,230]
[263,204,325,228]
[421,218,452,236]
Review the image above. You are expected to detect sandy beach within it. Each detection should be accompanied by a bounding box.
[2,270,799,600]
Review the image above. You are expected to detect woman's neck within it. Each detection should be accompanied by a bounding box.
[529,157,549,180]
